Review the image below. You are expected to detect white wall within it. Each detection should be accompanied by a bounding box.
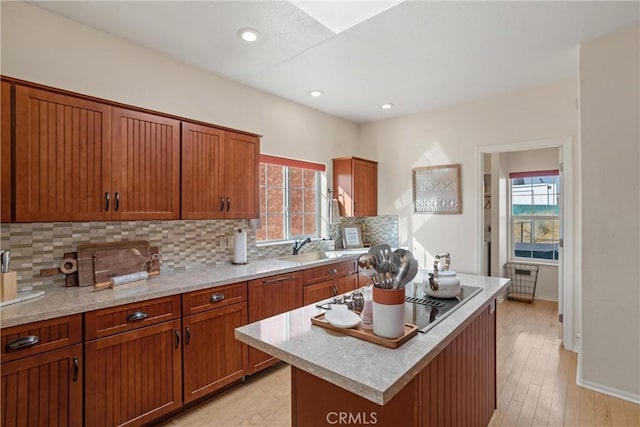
[0,2,359,174]
[359,80,579,276]
[579,27,640,402]
[506,147,560,301]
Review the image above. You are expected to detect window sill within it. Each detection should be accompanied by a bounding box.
[256,237,323,248]
[508,258,559,267]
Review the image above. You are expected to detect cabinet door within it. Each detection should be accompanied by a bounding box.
[303,280,339,305]
[183,302,248,403]
[353,158,377,217]
[248,272,302,373]
[111,107,180,220]
[335,274,359,295]
[1,344,83,427]
[1,81,11,222]
[181,122,225,219]
[84,319,182,427]
[14,86,112,222]
[223,131,260,219]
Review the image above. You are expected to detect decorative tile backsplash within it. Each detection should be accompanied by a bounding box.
[0,215,398,292]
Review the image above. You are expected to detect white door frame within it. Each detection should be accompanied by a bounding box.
[475,136,577,352]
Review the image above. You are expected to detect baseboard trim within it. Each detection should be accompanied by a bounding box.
[533,295,558,302]
[577,352,640,404]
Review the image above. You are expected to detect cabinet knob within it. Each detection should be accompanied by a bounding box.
[329,268,338,276]
[6,335,40,350]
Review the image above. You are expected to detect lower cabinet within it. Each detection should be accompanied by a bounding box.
[248,271,302,374]
[1,314,83,427]
[1,344,83,427]
[84,297,183,427]
[303,274,358,305]
[183,301,248,403]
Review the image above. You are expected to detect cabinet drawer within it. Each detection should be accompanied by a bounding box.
[182,282,247,316]
[303,260,358,285]
[1,314,82,363]
[85,295,180,340]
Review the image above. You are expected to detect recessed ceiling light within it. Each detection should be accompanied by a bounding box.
[381,103,394,109]
[309,90,324,97]
[237,28,260,42]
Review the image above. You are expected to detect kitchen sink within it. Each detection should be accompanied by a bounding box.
[278,251,335,262]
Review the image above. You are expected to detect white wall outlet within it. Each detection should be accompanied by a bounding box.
[227,235,235,248]
[218,236,226,248]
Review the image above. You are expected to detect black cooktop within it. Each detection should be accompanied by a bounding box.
[404,283,482,333]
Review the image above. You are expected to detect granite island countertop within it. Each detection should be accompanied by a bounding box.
[234,272,510,405]
[0,250,365,328]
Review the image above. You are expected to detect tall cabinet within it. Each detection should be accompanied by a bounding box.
[333,157,378,217]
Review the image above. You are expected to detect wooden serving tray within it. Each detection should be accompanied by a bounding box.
[311,312,418,349]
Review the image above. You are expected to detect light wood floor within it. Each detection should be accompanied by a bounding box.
[163,300,639,427]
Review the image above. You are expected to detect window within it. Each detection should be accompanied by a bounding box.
[256,155,324,242]
[510,170,560,262]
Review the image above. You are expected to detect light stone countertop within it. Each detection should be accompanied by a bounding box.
[0,251,365,328]
[234,272,510,405]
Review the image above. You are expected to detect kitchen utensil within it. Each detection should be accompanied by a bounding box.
[93,248,150,285]
[357,253,379,277]
[77,241,151,286]
[94,271,149,291]
[1,250,10,273]
[324,304,361,329]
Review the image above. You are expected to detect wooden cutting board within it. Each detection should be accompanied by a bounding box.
[93,248,151,285]
[77,241,151,286]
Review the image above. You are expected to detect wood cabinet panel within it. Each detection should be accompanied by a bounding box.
[333,157,377,218]
[181,122,225,219]
[183,302,248,403]
[302,259,357,285]
[111,107,180,220]
[182,282,247,316]
[1,344,83,427]
[85,295,180,340]
[14,85,112,222]
[84,319,182,427]
[1,81,11,222]
[248,271,302,373]
[1,314,82,363]
[223,131,260,219]
[303,274,359,305]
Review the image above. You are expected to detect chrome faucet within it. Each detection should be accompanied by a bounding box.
[292,237,312,255]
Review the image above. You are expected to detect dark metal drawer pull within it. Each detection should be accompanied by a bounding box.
[105,192,110,211]
[73,357,79,382]
[6,335,40,350]
[210,294,225,302]
[263,276,293,284]
[185,327,191,345]
[127,311,148,322]
[220,197,225,212]
[115,192,120,211]
[226,197,231,212]
[329,268,338,276]
[174,330,180,348]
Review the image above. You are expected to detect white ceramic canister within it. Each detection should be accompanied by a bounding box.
[372,287,406,339]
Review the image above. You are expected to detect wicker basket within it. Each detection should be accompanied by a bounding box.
[504,263,539,303]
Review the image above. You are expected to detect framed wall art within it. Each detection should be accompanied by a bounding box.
[341,226,363,249]
[412,164,462,214]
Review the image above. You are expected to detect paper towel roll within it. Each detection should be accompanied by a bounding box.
[233,229,248,264]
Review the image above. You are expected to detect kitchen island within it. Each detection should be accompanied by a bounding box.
[235,273,510,427]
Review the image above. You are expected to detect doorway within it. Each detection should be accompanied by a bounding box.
[476,137,577,352]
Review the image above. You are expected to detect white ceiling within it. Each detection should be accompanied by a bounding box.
[30,1,639,124]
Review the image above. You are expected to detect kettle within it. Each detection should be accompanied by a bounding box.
[424,252,461,299]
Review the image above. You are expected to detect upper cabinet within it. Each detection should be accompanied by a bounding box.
[14,86,113,222]
[1,81,11,223]
[333,157,378,217]
[7,80,258,222]
[111,107,180,220]
[182,122,259,220]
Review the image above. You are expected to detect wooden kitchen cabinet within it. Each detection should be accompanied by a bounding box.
[248,271,302,373]
[84,298,182,427]
[1,315,83,427]
[13,85,180,222]
[182,283,248,403]
[302,259,359,305]
[14,85,113,222]
[333,156,378,217]
[1,80,11,222]
[182,122,260,219]
[111,107,180,220]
